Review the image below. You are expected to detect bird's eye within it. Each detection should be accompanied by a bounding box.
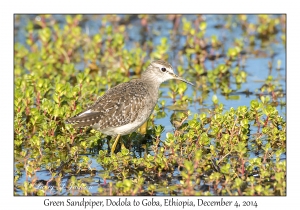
[161,67,166,72]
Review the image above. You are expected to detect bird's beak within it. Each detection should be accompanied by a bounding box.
[173,74,194,86]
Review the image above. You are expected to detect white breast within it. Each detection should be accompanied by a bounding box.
[94,119,146,136]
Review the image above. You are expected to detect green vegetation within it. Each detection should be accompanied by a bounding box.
[14,14,286,196]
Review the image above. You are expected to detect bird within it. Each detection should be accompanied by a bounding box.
[65,60,194,154]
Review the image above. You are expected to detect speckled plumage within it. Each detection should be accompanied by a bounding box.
[65,60,193,136]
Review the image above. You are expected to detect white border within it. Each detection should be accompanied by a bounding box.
[2,0,298,209]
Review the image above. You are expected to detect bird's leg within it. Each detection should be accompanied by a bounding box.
[111,134,121,155]
[121,135,129,150]
[121,142,126,150]
[139,121,147,135]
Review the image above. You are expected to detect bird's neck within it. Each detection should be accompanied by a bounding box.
[140,76,161,102]
[141,71,164,88]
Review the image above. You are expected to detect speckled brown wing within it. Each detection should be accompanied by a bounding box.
[65,80,149,129]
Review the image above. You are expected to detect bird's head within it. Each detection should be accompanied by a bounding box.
[142,60,194,86]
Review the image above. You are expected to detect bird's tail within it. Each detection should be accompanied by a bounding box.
[65,112,100,128]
